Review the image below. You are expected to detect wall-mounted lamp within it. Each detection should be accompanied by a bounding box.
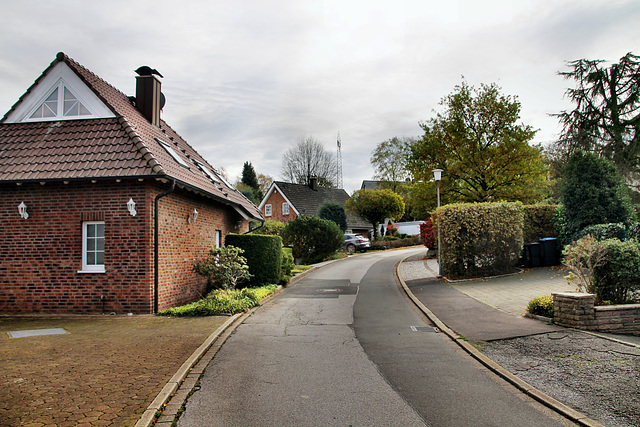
[188,208,198,224]
[18,201,29,219]
[127,198,137,217]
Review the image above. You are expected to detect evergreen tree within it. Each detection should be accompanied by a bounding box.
[319,201,347,231]
[561,151,635,240]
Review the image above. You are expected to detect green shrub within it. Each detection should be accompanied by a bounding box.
[251,219,286,236]
[553,205,569,248]
[225,234,282,286]
[523,205,557,242]
[281,247,294,283]
[159,285,278,316]
[436,202,524,278]
[578,223,627,241]
[626,222,640,240]
[592,239,640,304]
[192,246,252,289]
[527,295,554,317]
[281,215,343,264]
[562,235,607,294]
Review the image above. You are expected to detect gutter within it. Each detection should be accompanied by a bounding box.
[154,179,175,314]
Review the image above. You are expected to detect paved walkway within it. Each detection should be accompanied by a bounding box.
[0,315,229,426]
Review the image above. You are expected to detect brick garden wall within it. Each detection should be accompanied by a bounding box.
[553,292,640,336]
[0,180,252,314]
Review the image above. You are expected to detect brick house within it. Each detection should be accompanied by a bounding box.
[258,178,371,236]
[0,52,263,314]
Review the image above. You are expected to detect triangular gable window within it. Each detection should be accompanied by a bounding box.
[29,82,92,120]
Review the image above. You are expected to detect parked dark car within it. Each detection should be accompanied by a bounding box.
[343,233,371,254]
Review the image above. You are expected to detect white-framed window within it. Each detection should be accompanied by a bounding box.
[28,82,92,120]
[265,204,272,216]
[282,202,289,215]
[215,230,222,248]
[79,221,105,273]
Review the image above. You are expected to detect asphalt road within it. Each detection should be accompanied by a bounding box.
[178,248,574,426]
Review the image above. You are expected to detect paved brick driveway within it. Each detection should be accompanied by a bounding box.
[0,315,228,426]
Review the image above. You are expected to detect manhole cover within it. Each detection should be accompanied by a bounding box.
[8,328,69,338]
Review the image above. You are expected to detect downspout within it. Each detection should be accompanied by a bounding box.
[154,179,175,314]
[243,221,264,234]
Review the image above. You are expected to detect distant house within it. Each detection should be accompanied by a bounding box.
[0,52,263,314]
[259,178,371,236]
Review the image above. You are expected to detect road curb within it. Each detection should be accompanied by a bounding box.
[396,254,605,427]
[135,313,243,427]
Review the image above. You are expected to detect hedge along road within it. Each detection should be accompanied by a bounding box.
[178,247,573,426]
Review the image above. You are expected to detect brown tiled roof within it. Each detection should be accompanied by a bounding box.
[0,52,262,221]
[272,181,371,230]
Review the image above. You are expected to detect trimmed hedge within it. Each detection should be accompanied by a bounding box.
[435,202,523,278]
[225,234,282,286]
[523,205,557,243]
[578,222,627,241]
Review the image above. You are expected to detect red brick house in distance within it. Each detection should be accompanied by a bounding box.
[259,178,371,236]
[0,53,263,314]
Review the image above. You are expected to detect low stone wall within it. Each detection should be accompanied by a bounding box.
[553,292,640,336]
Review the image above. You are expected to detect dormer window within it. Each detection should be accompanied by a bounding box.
[28,82,92,120]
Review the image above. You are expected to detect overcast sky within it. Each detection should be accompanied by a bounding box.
[1,0,639,193]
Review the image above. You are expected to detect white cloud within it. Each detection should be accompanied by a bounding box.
[1,0,640,194]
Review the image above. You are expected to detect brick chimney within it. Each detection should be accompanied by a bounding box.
[135,74,162,126]
[309,177,318,191]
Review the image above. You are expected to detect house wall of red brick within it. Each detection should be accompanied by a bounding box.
[0,180,152,313]
[155,185,248,312]
[0,180,252,314]
[262,188,296,222]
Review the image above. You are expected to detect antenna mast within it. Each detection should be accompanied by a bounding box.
[336,132,344,189]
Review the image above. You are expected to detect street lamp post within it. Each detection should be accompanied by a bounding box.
[433,169,443,276]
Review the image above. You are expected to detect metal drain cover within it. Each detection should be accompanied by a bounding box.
[317,288,343,293]
[8,328,69,338]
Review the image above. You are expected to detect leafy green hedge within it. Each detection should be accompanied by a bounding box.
[523,205,557,243]
[435,202,523,278]
[225,234,282,286]
[578,222,627,241]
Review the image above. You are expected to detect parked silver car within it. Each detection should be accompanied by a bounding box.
[343,233,371,254]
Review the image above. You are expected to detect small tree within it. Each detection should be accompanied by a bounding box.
[281,215,343,264]
[319,201,347,231]
[345,189,405,239]
[192,246,252,289]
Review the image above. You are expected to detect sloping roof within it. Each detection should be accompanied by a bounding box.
[0,52,262,221]
[266,181,371,230]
